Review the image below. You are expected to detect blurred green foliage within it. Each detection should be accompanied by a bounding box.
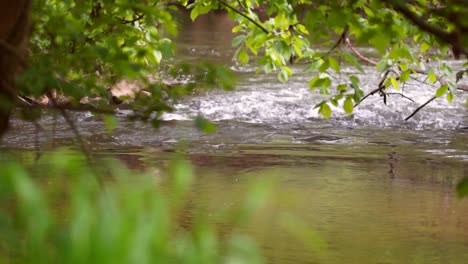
[0,150,269,264]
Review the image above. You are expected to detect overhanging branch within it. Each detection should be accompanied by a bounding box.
[218,0,269,34]
[389,1,468,58]
[345,38,468,120]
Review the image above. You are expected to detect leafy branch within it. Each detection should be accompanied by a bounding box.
[218,0,269,34]
[116,12,145,24]
[389,1,468,58]
[345,38,467,120]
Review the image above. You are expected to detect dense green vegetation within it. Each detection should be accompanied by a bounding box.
[0,1,467,263]
[0,150,269,263]
[18,0,468,121]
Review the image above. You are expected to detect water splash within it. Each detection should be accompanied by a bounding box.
[163,64,468,130]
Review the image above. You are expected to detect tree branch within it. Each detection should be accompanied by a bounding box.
[218,0,269,34]
[390,1,468,58]
[345,38,377,65]
[346,37,467,114]
[404,96,436,121]
[327,26,348,56]
[116,12,145,24]
[386,92,415,102]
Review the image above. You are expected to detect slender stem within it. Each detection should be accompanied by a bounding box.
[386,92,415,102]
[116,12,145,24]
[345,38,377,65]
[235,0,247,12]
[218,0,269,34]
[405,96,436,121]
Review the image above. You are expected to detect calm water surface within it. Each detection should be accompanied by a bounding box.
[1,11,468,264]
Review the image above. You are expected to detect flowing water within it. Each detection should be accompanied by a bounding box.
[1,12,468,264]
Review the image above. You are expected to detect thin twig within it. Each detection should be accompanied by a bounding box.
[355,70,391,107]
[218,0,269,34]
[116,13,145,24]
[405,96,436,121]
[235,0,247,12]
[298,27,349,65]
[345,38,377,65]
[328,26,348,55]
[386,92,415,102]
[355,87,381,107]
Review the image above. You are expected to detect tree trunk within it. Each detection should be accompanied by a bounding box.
[0,0,31,137]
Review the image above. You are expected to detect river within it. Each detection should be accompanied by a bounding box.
[1,11,468,264]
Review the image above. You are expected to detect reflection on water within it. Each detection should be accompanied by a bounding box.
[2,140,467,264]
[1,10,468,264]
[102,142,468,264]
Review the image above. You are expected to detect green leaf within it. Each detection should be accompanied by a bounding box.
[318,59,330,72]
[153,50,162,64]
[329,57,340,72]
[195,116,217,134]
[399,62,409,71]
[400,70,411,82]
[448,81,458,93]
[353,87,364,103]
[420,42,431,53]
[389,47,413,60]
[343,97,354,115]
[435,84,448,97]
[349,75,359,85]
[428,72,437,83]
[238,49,249,64]
[319,103,332,119]
[309,76,331,90]
[278,70,288,83]
[232,35,246,47]
[336,84,347,93]
[309,59,324,71]
[296,24,309,35]
[232,24,244,33]
[446,92,453,103]
[263,62,273,74]
[370,33,390,54]
[376,60,391,72]
[190,8,199,21]
[103,115,118,132]
[390,76,400,90]
[160,38,174,58]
